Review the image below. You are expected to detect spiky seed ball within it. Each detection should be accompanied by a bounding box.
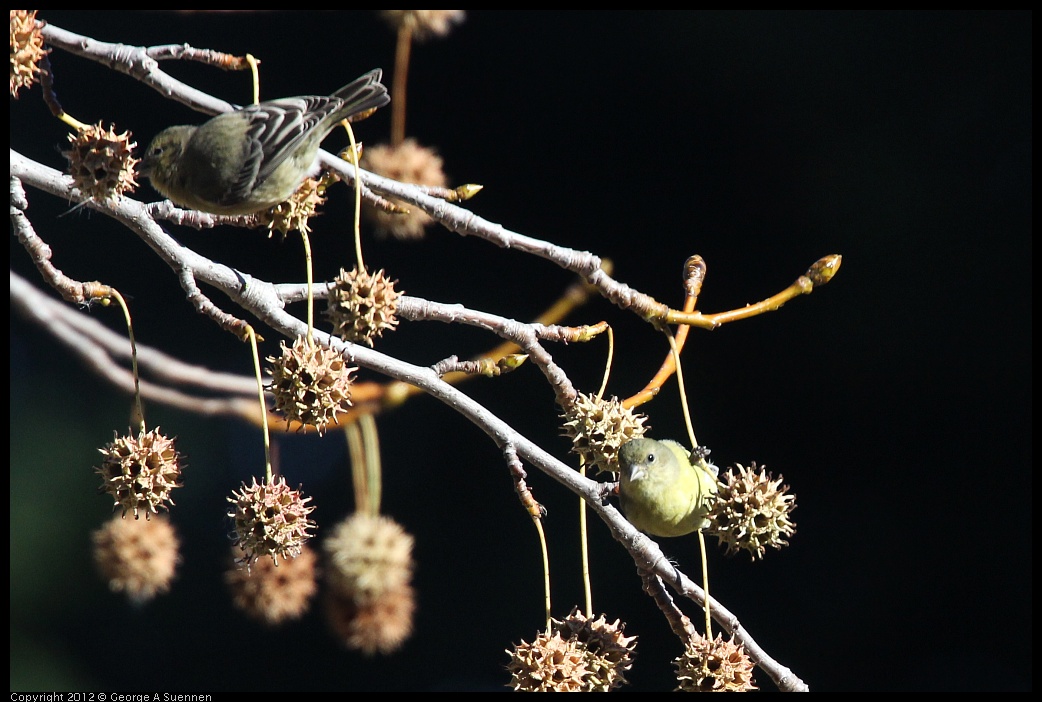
[325,584,415,655]
[506,630,593,692]
[674,632,757,692]
[228,476,316,566]
[252,173,337,238]
[361,139,446,240]
[323,513,414,602]
[92,513,180,604]
[380,10,465,40]
[63,122,140,202]
[560,392,648,475]
[10,10,48,97]
[225,544,318,625]
[551,608,638,691]
[708,462,797,560]
[95,427,184,519]
[326,266,403,346]
[267,336,355,434]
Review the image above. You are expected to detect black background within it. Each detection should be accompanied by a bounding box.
[10,11,1031,692]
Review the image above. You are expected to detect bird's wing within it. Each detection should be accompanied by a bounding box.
[243,95,343,190]
[249,71,389,190]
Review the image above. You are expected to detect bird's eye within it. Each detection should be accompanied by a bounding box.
[646,453,656,463]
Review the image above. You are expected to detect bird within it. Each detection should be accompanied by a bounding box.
[139,68,389,216]
[617,438,719,538]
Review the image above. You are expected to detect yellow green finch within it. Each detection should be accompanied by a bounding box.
[140,69,389,216]
[618,438,719,538]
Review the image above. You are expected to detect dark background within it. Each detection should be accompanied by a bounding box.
[10,11,1031,692]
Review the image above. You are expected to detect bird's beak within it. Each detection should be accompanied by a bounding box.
[625,463,647,483]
